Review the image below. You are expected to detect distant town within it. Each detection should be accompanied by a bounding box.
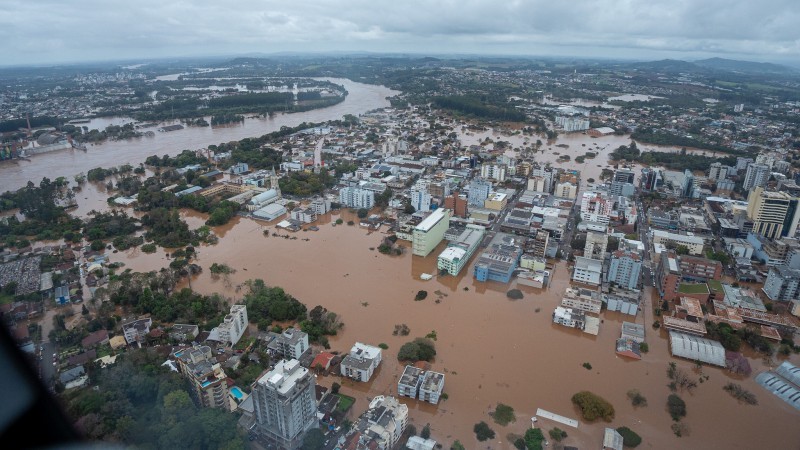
[1,55,800,450]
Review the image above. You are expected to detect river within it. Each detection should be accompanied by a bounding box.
[0,78,399,192]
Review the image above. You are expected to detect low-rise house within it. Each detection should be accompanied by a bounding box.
[615,338,642,360]
[620,322,645,343]
[341,342,382,382]
[343,396,408,450]
[169,324,199,343]
[59,365,88,390]
[552,306,586,331]
[81,329,109,349]
[561,287,602,314]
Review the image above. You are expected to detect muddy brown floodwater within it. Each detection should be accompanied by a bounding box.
[109,213,800,449]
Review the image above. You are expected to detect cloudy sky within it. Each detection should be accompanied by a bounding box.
[1,0,799,66]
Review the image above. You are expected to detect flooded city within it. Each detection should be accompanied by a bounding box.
[98,204,800,449]
[3,64,800,449]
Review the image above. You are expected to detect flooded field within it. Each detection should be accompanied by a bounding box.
[109,213,800,449]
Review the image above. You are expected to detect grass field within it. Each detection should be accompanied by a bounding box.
[336,394,355,413]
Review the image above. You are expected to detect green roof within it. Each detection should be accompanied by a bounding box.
[707,279,723,292]
[678,283,710,294]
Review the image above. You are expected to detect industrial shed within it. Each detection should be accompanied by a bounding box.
[668,331,726,367]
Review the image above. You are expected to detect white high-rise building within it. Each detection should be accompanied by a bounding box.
[209,304,247,347]
[340,187,375,209]
[410,189,431,212]
[709,162,729,182]
[480,164,507,182]
[253,359,317,449]
[743,163,770,190]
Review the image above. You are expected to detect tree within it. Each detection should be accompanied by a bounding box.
[571,391,615,421]
[549,427,567,442]
[524,428,545,450]
[616,427,642,447]
[627,389,647,407]
[667,394,687,421]
[491,403,516,426]
[331,382,341,394]
[397,338,436,362]
[357,208,369,219]
[451,441,465,450]
[301,428,325,450]
[420,424,431,439]
[473,421,495,441]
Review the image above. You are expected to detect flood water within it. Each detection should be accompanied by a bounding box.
[0,79,399,192]
[108,212,800,449]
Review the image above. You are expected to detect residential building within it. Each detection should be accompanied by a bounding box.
[608,250,642,290]
[480,164,507,182]
[610,169,635,197]
[615,338,642,360]
[561,287,602,314]
[650,230,705,255]
[531,231,549,258]
[397,365,424,400]
[174,345,230,410]
[289,207,317,224]
[121,317,152,345]
[580,191,612,224]
[209,304,247,347]
[572,256,602,286]
[468,178,492,207]
[709,162,729,182]
[310,197,331,215]
[169,324,199,343]
[621,322,645,343]
[339,187,375,209]
[344,396,408,450]
[604,293,640,316]
[584,230,609,260]
[474,234,524,283]
[419,370,445,404]
[443,193,467,218]
[746,187,800,240]
[410,188,432,213]
[483,192,508,211]
[763,265,800,301]
[412,208,451,257]
[230,162,249,175]
[527,176,550,194]
[437,225,485,275]
[552,306,586,331]
[743,163,770,190]
[269,328,310,360]
[554,180,578,199]
[341,342,383,382]
[252,359,317,449]
[81,329,109,349]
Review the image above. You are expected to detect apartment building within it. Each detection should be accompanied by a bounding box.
[412,208,451,257]
[252,359,317,449]
[341,342,383,382]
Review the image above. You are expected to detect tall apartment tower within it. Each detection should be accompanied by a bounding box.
[468,178,492,207]
[743,163,770,191]
[746,187,800,240]
[252,359,317,449]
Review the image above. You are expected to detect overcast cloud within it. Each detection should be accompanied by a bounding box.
[1,0,799,65]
